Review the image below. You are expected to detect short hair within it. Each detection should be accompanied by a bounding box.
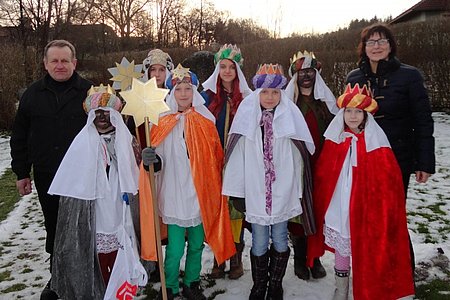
[357,23,397,63]
[43,40,76,60]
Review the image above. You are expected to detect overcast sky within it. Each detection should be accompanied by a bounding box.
[196,0,420,37]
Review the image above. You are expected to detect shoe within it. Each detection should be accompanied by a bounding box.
[310,258,327,279]
[40,280,59,300]
[294,258,310,280]
[249,249,269,300]
[149,262,161,283]
[156,287,178,300]
[208,260,225,279]
[182,281,206,300]
[228,250,244,280]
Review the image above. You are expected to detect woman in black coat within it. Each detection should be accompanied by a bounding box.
[346,23,435,276]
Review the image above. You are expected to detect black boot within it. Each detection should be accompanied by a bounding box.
[249,249,269,300]
[182,281,206,300]
[291,235,310,280]
[40,280,58,300]
[156,287,179,300]
[266,246,290,300]
[310,257,327,279]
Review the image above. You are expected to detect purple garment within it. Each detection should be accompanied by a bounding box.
[260,110,276,215]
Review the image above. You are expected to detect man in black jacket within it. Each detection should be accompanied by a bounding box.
[10,40,92,300]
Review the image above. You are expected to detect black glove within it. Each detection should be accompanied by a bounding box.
[142,147,158,167]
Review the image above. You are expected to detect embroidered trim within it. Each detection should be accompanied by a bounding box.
[96,232,119,253]
[324,225,351,256]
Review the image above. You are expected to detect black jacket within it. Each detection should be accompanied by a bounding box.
[10,72,92,179]
[346,57,435,175]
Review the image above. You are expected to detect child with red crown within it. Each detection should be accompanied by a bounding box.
[222,63,315,300]
[307,83,415,300]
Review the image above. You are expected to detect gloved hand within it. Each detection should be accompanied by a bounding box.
[142,147,158,167]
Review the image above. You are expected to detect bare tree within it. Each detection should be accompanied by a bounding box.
[92,0,151,40]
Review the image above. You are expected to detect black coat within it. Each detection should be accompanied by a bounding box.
[346,57,435,175]
[10,72,92,179]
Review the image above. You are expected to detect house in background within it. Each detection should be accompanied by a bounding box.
[390,0,450,24]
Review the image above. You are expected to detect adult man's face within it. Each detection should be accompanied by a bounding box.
[297,68,316,89]
[44,46,77,82]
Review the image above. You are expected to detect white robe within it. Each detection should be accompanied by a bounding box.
[222,89,315,226]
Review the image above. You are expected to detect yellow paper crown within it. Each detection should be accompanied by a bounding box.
[289,50,315,65]
[87,84,116,96]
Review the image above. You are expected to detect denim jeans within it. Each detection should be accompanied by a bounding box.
[251,221,289,256]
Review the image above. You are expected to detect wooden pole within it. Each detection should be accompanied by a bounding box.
[144,117,167,300]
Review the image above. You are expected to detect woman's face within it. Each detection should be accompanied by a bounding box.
[259,88,281,109]
[174,82,193,111]
[365,32,391,64]
[344,107,365,133]
[219,59,237,84]
[149,64,166,88]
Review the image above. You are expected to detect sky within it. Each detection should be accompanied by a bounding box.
[0,112,449,299]
[201,0,421,37]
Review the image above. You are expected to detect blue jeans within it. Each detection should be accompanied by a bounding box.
[251,221,289,256]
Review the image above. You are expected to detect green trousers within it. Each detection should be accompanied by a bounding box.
[165,223,205,294]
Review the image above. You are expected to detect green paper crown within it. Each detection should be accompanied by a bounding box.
[214,44,244,67]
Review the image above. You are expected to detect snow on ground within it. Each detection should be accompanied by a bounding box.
[0,113,449,300]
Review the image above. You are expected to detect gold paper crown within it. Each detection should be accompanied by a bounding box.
[289,50,316,65]
[256,64,284,76]
[171,64,191,81]
[87,84,116,96]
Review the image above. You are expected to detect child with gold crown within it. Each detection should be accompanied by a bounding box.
[307,83,415,300]
[222,63,315,300]
[141,64,235,300]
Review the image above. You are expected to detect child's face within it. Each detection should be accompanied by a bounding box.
[94,109,113,133]
[259,88,281,109]
[219,59,237,84]
[149,64,166,88]
[344,107,365,133]
[174,82,193,111]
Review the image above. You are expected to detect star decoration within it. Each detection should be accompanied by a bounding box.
[108,57,143,91]
[120,77,170,126]
[171,64,191,82]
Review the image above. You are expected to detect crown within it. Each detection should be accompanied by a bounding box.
[171,64,191,81]
[214,44,243,67]
[289,50,316,65]
[87,84,116,96]
[337,83,378,114]
[256,64,284,76]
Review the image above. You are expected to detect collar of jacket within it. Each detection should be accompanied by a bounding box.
[359,56,401,78]
[38,72,84,91]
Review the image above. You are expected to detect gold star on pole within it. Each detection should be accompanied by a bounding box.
[108,57,143,91]
[120,77,170,126]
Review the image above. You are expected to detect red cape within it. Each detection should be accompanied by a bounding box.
[307,131,414,300]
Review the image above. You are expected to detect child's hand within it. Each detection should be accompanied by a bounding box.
[142,147,158,167]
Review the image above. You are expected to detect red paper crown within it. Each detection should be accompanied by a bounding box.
[337,83,378,114]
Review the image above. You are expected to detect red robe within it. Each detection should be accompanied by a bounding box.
[307,131,414,300]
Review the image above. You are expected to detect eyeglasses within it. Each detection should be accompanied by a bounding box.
[297,69,316,78]
[365,38,389,47]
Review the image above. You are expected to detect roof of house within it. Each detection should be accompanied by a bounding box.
[390,0,450,24]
